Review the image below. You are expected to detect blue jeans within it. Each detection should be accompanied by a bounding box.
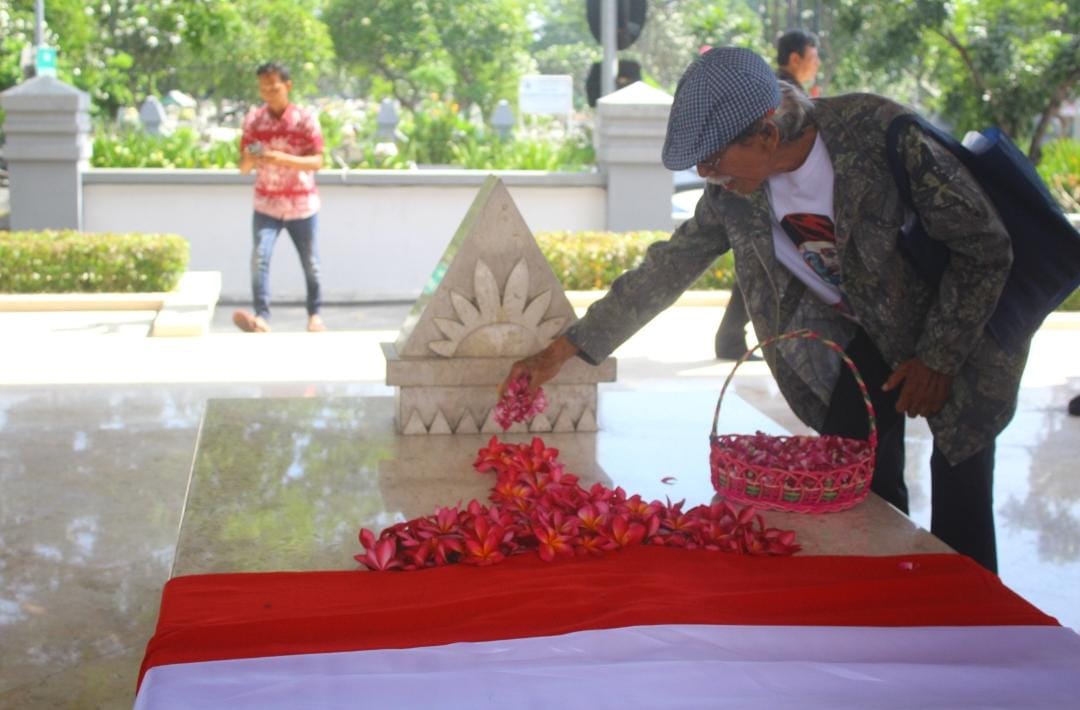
[250,211,322,320]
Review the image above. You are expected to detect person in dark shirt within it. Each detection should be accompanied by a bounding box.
[776,29,821,96]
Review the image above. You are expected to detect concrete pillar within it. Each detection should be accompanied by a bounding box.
[0,76,91,230]
[595,81,673,232]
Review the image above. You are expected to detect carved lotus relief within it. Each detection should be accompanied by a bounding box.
[429,259,566,358]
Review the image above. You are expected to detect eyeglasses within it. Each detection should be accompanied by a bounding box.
[696,147,729,172]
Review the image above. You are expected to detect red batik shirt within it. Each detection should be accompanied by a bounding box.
[241,103,324,220]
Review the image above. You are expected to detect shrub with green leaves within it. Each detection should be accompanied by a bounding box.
[1036,139,1080,312]
[0,231,189,293]
[1061,287,1080,311]
[91,126,238,169]
[91,100,595,171]
[396,98,483,166]
[535,231,735,291]
[1037,138,1080,214]
[534,230,1080,311]
[450,133,594,171]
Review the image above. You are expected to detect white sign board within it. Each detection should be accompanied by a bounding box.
[518,75,573,116]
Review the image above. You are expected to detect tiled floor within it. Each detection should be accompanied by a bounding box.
[1,302,1078,708]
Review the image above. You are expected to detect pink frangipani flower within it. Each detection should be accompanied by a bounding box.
[493,374,548,430]
[354,437,799,571]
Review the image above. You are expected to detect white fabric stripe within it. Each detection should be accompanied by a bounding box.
[136,624,1080,710]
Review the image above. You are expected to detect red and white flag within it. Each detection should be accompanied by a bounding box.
[136,548,1080,709]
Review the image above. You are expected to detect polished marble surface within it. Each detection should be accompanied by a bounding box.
[0,382,385,709]
[1,303,1078,708]
[173,392,946,577]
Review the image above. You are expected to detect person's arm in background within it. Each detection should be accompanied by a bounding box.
[502,185,732,395]
[262,108,324,171]
[254,152,323,171]
[238,149,259,174]
[238,112,258,174]
[882,124,1012,417]
[241,108,325,173]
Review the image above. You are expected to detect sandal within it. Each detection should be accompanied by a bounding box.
[233,309,271,333]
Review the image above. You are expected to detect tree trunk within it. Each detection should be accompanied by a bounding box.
[1029,85,1069,164]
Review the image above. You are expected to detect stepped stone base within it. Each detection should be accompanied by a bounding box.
[384,342,615,436]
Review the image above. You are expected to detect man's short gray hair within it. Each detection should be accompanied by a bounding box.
[772,80,815,143]
[728,80,815,146]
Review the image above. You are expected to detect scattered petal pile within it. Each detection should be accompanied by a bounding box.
[355,437,800,571]
[493,374,548,430]
[714,431,872,472]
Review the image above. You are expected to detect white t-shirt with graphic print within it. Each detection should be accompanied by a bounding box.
[764,133,846,309]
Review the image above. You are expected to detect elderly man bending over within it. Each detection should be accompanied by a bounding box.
[502,47,1024,573]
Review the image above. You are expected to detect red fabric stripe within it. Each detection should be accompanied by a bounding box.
[138,549,1057,688]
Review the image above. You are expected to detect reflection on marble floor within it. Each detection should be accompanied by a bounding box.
[0,382,386,708]
[1,307,1078,707]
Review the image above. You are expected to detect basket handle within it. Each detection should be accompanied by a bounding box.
[711,329,878,450]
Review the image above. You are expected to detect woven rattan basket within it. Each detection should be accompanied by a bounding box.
[710,330,878,513]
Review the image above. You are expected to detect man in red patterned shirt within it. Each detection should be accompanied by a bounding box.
[232,62,327,333]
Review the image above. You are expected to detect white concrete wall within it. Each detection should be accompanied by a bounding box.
[83,170,606,303]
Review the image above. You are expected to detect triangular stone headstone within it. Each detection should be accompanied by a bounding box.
[385,176,616,436]
[394,176,576,359]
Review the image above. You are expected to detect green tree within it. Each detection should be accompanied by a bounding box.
[642,0,767,88]
[435,0,532,112]
[528,0,596,108]
[1,1,39,90]
[0,0,131,114]
[529,0,767,105]
[323,0,531,113]
[92,0,334,108]
[826,0,1080,161]
[230,0,335,101]
[0,0,334,117]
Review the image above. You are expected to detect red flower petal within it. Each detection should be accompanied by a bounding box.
[358,437,798,570]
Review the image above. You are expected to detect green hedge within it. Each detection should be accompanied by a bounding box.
[0,230,190,293]
[91,127,238,169]
[1037,138,1080,214]
[1062,287,1080,312]
[535,230,735,290]
[535,230,1079,312]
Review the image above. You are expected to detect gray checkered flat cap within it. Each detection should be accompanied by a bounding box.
[662,47,781,171]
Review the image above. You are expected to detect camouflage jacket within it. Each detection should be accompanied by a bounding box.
[567,93,1028,464]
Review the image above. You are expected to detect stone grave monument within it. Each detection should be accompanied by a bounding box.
[384,176,616,435]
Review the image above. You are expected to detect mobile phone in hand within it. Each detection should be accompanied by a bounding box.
[248,142,264,156]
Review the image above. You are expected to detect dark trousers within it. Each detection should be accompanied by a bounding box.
[715,287,751,355]
[820,329,998,573]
